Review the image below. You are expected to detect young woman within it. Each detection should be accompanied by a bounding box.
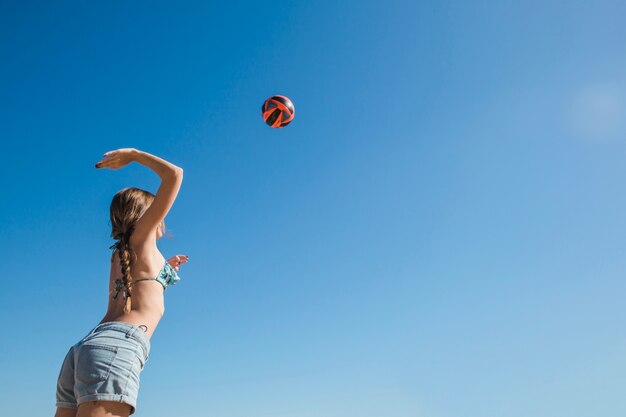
[55,148,188,417]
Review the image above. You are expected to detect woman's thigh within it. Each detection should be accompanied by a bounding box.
[54,406,77,417]
[76,401,131,417]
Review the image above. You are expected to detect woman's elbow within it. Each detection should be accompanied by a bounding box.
[168,166,183,180]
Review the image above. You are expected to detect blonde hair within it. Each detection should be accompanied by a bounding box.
[108,187,157,313]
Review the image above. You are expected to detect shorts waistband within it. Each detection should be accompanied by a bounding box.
[82,322,150,358]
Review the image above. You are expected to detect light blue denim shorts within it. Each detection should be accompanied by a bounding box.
[56,322,150,414]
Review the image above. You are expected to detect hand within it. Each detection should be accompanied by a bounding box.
[167,254,189,271]
[95,148,137,170]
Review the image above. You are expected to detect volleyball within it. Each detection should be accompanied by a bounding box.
[261,95,295,128]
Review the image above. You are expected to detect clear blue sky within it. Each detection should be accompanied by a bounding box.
[1,1,626,416]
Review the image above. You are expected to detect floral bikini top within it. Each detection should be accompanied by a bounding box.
[134,260,181,289]
[113,260,181,300]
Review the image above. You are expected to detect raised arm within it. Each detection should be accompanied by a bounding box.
[96,148,183,244]
[131,150,183,243]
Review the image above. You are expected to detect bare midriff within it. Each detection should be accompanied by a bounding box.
[100,249,168,340]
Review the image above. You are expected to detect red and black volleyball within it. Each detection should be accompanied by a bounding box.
[262,95,295,128]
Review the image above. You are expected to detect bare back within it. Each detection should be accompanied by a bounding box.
[101,242,169,340]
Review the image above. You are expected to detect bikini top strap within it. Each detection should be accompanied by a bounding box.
[133,260,179,290]
[134,277,167,290]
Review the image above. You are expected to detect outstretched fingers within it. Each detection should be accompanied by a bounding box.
[95,152,118,169]
[168,255,189,270]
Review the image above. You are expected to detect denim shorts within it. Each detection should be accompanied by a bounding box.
[56,322,151,415]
